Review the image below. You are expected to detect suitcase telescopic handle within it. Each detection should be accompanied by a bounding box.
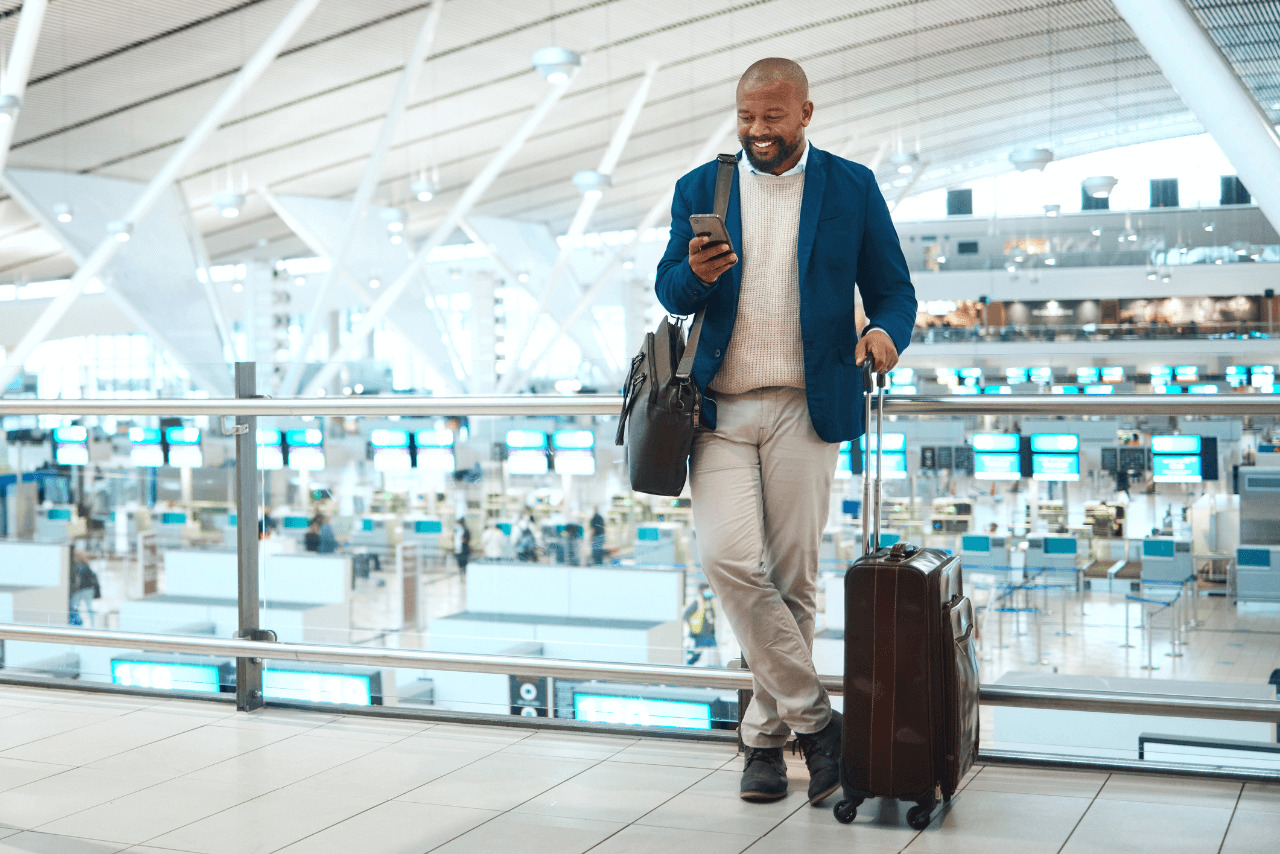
[861,363,888,557]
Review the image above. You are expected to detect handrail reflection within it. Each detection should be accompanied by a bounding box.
[2,624,1279,723]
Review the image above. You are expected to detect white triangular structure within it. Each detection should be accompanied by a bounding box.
[4,168,234,395]
[464,215,617,378]
[264,192,469,394]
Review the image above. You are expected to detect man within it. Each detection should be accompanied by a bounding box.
[589,507,607,565]
[682,584,718,666]
[654,58,917,805]
[481,522,507,561]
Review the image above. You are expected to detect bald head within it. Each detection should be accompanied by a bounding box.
[736,58,813,174]
[737,57,809,101]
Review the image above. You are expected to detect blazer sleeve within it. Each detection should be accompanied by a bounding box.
[856,179,918,356]
[655,176,721,316]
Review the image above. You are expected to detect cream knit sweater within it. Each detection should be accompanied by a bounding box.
[709,169,806,394]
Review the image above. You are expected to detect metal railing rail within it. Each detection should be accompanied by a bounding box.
[2,624,1279,724]
[0,392,1277,418]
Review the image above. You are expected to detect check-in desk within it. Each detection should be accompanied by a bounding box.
[1140,538,1194,583]
[116,549,351,643]
[1236,546,1280,603]
[634,523,682,565]
[0,542,73,673]
[33,506,84,543]
[417,561,684,715]
[401,517,443,557]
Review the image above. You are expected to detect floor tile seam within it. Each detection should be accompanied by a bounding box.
[27,718,217,769]
[1053,772,1110,854]
[1215,784,1245,854]
[612,764,766,834]
[0,709,129,755]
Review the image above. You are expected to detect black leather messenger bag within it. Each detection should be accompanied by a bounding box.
[615,153,735,496]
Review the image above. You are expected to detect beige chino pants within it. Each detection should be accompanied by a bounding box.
[689,386,840,748]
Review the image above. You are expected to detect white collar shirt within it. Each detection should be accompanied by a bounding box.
[738,139,811,178]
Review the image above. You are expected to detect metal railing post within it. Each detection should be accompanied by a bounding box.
[233,362,271,710]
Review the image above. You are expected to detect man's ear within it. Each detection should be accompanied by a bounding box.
[800,100,814,127]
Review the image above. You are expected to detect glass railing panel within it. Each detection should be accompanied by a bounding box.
[254,407,737,731]
[0,402,241,700]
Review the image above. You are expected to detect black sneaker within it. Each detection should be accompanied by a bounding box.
[740,746,788,802]
[796,710,842,805]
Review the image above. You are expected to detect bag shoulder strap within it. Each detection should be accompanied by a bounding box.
[676,153,736,379]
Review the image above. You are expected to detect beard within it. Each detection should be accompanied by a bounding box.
[741,132,802,173]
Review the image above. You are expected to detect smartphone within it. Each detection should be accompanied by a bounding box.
[689,214,734,254]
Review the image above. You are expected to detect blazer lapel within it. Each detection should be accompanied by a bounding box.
[796,145,827,287]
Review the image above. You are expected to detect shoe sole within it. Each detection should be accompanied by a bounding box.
[808,780,840,806]
[740,790,788,802]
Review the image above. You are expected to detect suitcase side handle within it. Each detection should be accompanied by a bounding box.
[861,363,888,557]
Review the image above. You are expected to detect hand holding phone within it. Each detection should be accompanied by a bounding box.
[687,214,737,284]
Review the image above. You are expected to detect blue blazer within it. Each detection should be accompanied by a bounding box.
[654,145,918,443]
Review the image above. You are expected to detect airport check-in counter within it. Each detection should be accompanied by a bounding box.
[0,542,74,674]
[1140,538,1194,584]
[401,517,443,556]
[152,510,191,548]
[1236,546,1280,603]
[418,561,685,716]
[32,506,84,543]
[349,516,398,551]
[633,523,683,565]
[959,534,1013,570]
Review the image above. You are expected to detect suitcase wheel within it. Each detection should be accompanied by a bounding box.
[906,800,934,830]
[833,799,860,824]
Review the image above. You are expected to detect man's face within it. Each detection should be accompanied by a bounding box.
[736,78,813,174]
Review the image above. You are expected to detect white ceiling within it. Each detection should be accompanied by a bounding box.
[0,0,1276,282]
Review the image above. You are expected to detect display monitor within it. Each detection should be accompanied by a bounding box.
[256,428,283,471]
[972,433,1019,452]
[1149,366,1173,383]
[1118,447,1148,472]
[506,430,547,450]
[951,446,974,474]
[1100,447,1119,472]
[1030,434,1079,453]
[982,385,1012,395]
[369,428,412,473]
[1187,384,1218,394]
[859,433,906,453]
[111,660,223,694]
[960,367,983,379]
[1051,385,1080,394]
[165,426,203,468]
[935,367,959,384]
[973,453,1021,480]
[1076,367,1100,384]
[1174,365,1199,380]
[1152,455,1202,483]
[1029,367,1054,385]
[553,450,596,476]
[414,429,456,473]
[129,426,164,467]
[952,386,979,395]
[507,449,549,475]
[551,430,595,450]
[285,428,325,471]
[1084,384,1114,395]
[935,446,954,469]
[1153,384,1184,394]
[1101,366,1125,382]
[1032,454,1081,481]
[263,668,378,706]
[865,453,908,480]
[369,428,409,448]
[573,693,712,730]
[1226,366,1250,387]
[889,367,915,385]
[1152,434,1201,454]
[1005,367,1028,384]
[52,425,89,466]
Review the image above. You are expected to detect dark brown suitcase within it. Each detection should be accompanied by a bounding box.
[833,370,980,829]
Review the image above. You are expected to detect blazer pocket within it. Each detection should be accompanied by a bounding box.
[817,214,855,231]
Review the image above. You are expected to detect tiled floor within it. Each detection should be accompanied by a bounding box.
[0,684,1274,853]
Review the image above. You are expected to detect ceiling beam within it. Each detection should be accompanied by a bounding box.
[505,111,738,390]
[1112,0,1280,235]
[302,68,577,397]
[279,0,444,397]
[0,0,48,175]
[0,0,320,393]
[499,60,659,393]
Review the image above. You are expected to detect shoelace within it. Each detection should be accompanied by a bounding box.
[744,748,784,770]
